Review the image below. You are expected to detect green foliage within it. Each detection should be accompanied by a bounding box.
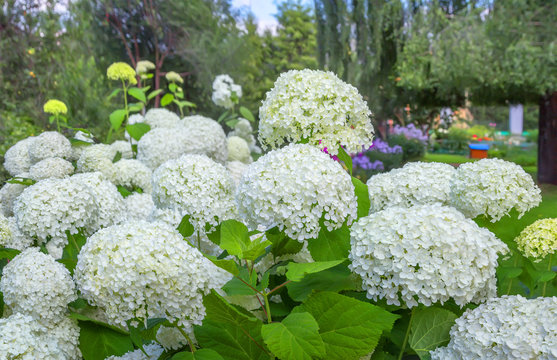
[261,312,326,360]
[285,260,346,282]
[408,307,458,359]
[173,349,224,360]
[307,225,351,261]
[387,134,426,162]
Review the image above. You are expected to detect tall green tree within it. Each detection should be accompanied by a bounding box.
[396,0,557,183]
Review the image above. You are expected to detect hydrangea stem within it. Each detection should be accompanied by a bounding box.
[263,293,272,324]
[542,253,553,297]
[397,307,415,360]
[177,325,196,353]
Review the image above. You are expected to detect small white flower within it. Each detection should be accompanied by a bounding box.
[211,74,242,109]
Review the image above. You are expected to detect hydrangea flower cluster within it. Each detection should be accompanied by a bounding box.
[1,248,77,323]
[13,177,99,251]
[0,214,32,250]
[366,162,456,213]
[3,137,35,176]
[211,74,242,109]
[0,313,81,359]
[514,218,557,260]
[43,99,68,115]
[110,140,134,159]
[430,295,557,359]
[450,158,541,221]
[258,69,374,155]
[227,135,252,163]
[229,118,261,153]
[77,143,117,177]
[349,204,508,307]
[143,108,181,129]
[125,192,155,221]
[236,144,357,241]
[226,160,249,187]
[152,154,237,232]
[75,221,231,330]
[137,116,227,169]
[28,131,72,163]
[111,159,153,193]
[135,60,155,76]
[0,178,27,216]
[28,157,74,181]
[107,62,137,85]
[106,343,164,360]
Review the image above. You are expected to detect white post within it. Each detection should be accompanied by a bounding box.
[509,104,524,135]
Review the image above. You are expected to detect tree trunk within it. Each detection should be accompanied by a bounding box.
[538,91,557,184]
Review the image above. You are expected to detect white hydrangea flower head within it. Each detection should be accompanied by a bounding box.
[450,158,542,221]
[124,192,155,221]
[28,157,74,181]
[0,215,32,251]
[181,115,228,164]
[75,221,231,330]
[1,247,77,322]
[28,131,72,163]
[237,144,357,241]
[259,69,374,155]
[152,154,237,232]
[229,118,260,153]
[514,218,557,260]
[77,143,116,178]
[111,159,153,193]
[0,176,28,217]
[3,137,35,176]
[156,326,188,350]
[211,74,242,109]
[144,108,181,128]
[431,295,557,360]
[13,177,99,250]
[110,140,134,159]
[71,172,127,229]
[227,135,252,163]
[148,207,184,228]
[227,160,249,187]
[137,127,191,170]
[367,162,456,213]
[349,204,509,308]
[0,313,81,360]
[106,343,164,360]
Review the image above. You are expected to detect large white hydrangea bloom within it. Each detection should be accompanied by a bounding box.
[77,143,116,178]
[431,295,557,359]
[110,140,134,159]
[71,172,126,228]
[111,159,153,193]
[181,115,228,164]
[124,192,155,221]
[229,118,260,153]
[259,69,374,155]
[0,313,81,360]
[0,177,27,217]
[0,214,33,250]
[29,157,74,181]
[211,74,242,109]
[13,177,99,251]
[367,162,456,213]
[106,343,164,360]
[143,108,181,129]
[152,154,237,232]
[450,158,541,221]
[75,221,230,330]
[137,127,191,170]
[226,160,249,188]
[28,131,72,163]
[227,136,252,163]
[349,204,508,308]
[3,137,35,176]
[0,247,77,323]
[236,144,357,241]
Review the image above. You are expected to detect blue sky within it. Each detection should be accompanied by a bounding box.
[231,0,313,33]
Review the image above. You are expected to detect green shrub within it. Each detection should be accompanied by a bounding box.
[387,134,426,162]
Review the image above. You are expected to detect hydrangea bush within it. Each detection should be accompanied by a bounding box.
[0,66,555,360]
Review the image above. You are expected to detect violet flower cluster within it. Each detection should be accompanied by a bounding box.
[391,123,428,143]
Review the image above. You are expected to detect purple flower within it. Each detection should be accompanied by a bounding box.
[352,153,384,171]
[392,124,428,144]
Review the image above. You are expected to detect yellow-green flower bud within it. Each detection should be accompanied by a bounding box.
[107,62,137,85]
[136,60,155,75]
[165,71,183,84]
[43,99,68,115]
[515,218,557,260]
